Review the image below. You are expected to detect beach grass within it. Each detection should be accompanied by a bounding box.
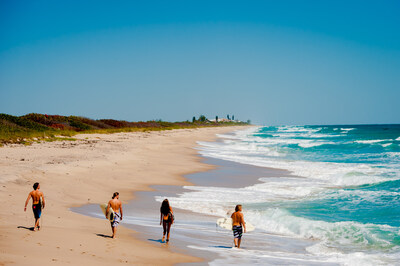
[0,113,249,144]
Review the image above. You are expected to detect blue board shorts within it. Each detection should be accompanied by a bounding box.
[32,203,42,219]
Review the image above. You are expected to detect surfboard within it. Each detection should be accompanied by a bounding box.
[216,217,255,232]
[99,203,115,222]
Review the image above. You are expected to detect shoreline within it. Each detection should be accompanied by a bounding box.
[0,126,253,265]
[74,156,299,265]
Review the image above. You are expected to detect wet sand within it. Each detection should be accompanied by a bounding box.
[74,157,315,265]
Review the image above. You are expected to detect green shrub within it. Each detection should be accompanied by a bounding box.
[0,113,50,131]
[68,116,92,131]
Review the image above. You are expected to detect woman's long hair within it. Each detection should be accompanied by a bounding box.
[160,199,170,215]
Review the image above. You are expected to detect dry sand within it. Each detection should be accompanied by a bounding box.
[0,126,249,265]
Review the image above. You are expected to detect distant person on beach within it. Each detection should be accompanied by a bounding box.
[231,204,246,248]
[24,182,45,231]
[160,199,174,242]
[106,192,123,238]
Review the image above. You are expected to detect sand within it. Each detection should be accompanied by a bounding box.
[90,157,296,264]
[0,126,250,265]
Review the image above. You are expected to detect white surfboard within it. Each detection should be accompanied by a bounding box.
[99,203,115,222]
[217,217,255,232]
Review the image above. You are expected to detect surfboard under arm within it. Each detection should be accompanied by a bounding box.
[216,217,255,232]
[99,203,115,222]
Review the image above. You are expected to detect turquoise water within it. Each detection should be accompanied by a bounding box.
[255,125,400,164]
[288,179,400,226]
[183,125,400,263]
[163,125,400,263]
[247,125,400,255]
[255,125,400,227]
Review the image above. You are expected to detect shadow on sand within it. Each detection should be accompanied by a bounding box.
[96,233,113,238]
[17,226,34,231]
[148,238,165,243]
[210,245,232,249]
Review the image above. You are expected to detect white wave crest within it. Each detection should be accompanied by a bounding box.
[198,127,400,187]
[247,208,398,251]
[199,147,397,186]
[196,243,399,266]
[277,126,321,133]
[340,128,356,132]
[355,139,390,144]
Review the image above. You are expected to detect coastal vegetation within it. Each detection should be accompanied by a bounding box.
[0,113,250,145]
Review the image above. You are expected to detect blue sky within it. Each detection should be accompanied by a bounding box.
[0,0,399,125]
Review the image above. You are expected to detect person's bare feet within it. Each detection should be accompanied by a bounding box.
[162,236,165,242]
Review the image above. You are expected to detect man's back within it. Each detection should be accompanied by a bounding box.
[231,211,244,226]
[109,198,121,213]
[30,190,43,204]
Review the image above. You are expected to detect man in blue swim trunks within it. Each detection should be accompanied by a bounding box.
[231,204,246,248]
[24,182,45,231]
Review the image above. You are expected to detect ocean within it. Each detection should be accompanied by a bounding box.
[163,125,400,265]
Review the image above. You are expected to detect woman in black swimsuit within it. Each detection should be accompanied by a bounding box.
[160,199,174,242]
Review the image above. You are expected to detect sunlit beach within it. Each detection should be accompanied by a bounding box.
[1,1,399,265]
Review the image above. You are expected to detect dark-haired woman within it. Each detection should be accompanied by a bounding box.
[160,199,174,242]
